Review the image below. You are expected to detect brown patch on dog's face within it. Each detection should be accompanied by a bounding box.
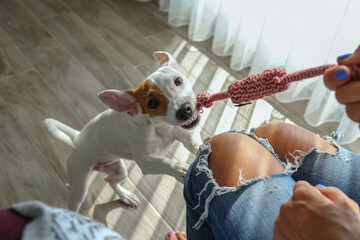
[126,79,168,117]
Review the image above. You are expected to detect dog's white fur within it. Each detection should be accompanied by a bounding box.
[44,52,202,212]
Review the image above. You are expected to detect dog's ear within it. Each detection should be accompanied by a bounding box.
[153,51,178,69]
[98,90,141,117]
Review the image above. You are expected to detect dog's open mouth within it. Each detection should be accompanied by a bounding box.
[181,112,201,129]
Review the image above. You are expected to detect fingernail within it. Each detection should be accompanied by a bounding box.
[316,184,326,188]
[337,53,352,60]
[335,69,348,80]
[167,231,175,237]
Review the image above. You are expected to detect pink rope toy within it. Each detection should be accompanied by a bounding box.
[196,64,360,112]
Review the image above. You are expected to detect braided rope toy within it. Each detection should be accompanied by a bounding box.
[196,64,360,113]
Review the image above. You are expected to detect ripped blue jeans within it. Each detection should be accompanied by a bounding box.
[183,130,360,240]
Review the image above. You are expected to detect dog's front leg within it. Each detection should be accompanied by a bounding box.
[134,154,189,183]
[175,127,202,155]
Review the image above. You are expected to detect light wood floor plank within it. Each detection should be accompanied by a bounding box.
[0,70,81,181]
[20,38,106,124]
[42,13,143,90]
[0,0,51,47]
[145,31,186,57]
[0,108,68,208]
[19,0,70,20]
[0,27,32,77]
[102,0,170,37]
[0,94,6,109]
[61,0,154,66]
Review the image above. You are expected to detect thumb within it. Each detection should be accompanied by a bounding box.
[323,66,352,90]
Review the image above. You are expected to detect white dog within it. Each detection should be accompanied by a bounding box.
[44,51,202,212]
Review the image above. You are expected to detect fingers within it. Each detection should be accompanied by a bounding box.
[323,66,352,90]
[334,79,360,122]
[323,45,360,124]
[345,102,360,123]
[338,45,360,65]
[291,181,329,202]
[335,81,360,104]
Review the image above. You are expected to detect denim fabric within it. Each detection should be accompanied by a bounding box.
[292,146,360,204]
[183,131,360,240]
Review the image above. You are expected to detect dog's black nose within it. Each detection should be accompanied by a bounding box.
[176,103,193,121]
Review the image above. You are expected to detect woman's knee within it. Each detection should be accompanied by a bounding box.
[253,122,337,163]
[208,132,284,187]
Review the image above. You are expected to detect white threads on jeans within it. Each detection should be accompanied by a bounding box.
[237,168,247,185]
[193,186,237,230]
[283,150,306,173]
[193,179,213,210]
[195,146,213,178]
[192,144,238,230]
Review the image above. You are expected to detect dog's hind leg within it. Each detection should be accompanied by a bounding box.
[94,159,140,207]
[67,152,92,212]
[44,118,79,148]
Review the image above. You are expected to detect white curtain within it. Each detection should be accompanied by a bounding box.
[158,0,360,145]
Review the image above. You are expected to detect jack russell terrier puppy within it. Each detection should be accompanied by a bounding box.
[44,51,202,212]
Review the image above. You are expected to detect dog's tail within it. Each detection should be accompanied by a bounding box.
[44,118,79,149]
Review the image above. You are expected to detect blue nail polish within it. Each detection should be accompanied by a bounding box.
[335,69,348,80]
[316,184,326,188]
[337,53,351,60]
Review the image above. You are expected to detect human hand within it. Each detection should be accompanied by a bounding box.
[273,181,360,240]
[323,45,360,123]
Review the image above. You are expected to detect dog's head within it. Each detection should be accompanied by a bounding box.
[98,51,200,129]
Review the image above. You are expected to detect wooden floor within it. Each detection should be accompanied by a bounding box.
[0,0,342,239]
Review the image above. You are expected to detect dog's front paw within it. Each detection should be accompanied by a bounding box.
[191,139,203,155]
[173,162,190,183]
[192,143,201,156]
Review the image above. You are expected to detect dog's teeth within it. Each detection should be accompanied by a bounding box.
[182,113,197,127]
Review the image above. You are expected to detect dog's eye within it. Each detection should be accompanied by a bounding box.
[147,99,159,109]
[174,77,183,86]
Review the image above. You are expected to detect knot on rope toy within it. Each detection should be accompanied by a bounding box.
[196,91,214,111]
[196,68,289,112]
[228,68,288,105]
